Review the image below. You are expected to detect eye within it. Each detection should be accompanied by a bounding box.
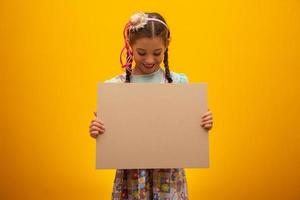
[153,53,161,56]
[138,52,146,56]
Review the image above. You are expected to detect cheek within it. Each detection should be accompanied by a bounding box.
[132,55,141,63]
[155,55,164,64]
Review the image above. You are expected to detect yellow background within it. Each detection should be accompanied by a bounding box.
[1,0,299,199]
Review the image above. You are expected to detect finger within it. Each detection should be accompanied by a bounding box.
[93,112,104,124]
[201,111,212,118]
[90,133,98,139]
[90,133,97,139]
[91,119,104,126]
[201,120,213,126]
[90,126,105,133]
[201,114,212,121]
[90,130,99,138]
[201,116,213,122]
[92,117,104,124]
[96,118,104,124]
[205,111,212,115]
[204,124,212,129]
[90,120,104,128]
[90,125,105,133]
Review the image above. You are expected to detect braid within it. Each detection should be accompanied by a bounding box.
[125,52,132,83]
[163,48,173,83]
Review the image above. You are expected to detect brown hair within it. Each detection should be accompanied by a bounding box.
[124,12,173,83]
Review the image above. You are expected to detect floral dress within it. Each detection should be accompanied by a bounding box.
[104,68,189,200]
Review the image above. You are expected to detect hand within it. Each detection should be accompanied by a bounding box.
[201,109,213,131]
[89,111,106,139]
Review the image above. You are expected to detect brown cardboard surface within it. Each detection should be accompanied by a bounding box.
[96,83,209,169]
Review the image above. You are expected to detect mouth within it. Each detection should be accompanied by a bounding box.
[143,63,155,69]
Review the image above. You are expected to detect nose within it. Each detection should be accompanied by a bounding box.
[144,55,155,64]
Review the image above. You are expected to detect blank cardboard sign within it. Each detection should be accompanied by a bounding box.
[96,83,209,169]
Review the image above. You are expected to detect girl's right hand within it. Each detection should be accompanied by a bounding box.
[89,112,106,139]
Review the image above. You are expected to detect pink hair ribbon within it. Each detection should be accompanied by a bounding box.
[120,22,133,71]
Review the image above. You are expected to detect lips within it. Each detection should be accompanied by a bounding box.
[143,64,155,69]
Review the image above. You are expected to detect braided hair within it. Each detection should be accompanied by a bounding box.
[163,32,173,83]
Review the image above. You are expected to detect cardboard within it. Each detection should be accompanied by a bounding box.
[96,83,209,169]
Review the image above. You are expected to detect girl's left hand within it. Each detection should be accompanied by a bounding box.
[201,109,213,131]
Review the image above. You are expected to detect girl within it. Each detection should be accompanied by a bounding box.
[89,12,213,200]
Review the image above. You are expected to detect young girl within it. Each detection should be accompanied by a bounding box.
[89,12,213,200]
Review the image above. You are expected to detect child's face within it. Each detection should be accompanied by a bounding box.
[131,37,166,75]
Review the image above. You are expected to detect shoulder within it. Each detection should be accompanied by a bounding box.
[104,73,126,83]
[170,71,189,83]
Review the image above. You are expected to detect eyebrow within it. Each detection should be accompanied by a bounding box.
[137,48,163,52]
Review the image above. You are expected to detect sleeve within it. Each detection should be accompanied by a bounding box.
[178,73,189,83]
[103,74,125,83]
[104,79,114,83]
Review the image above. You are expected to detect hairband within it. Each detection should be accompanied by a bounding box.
[129,12,169,31]
[120,12,170,70]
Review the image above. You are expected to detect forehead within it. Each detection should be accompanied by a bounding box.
[131,37,165,50]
